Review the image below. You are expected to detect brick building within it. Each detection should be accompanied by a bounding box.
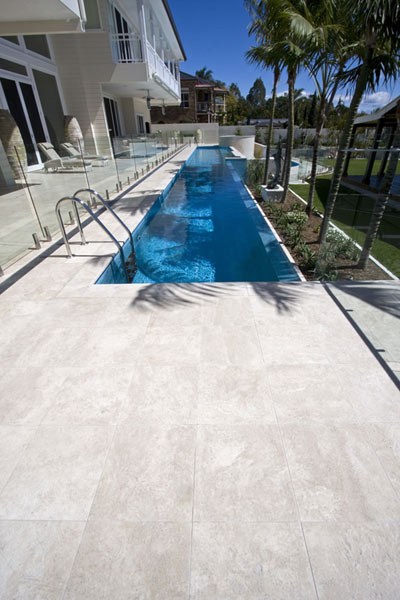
[151,71,228,124]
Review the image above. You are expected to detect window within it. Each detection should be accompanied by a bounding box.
[0,36,19,45]
[83,0,101,29]
[23,35,51,59]
[137,114,145,134]
[181,88,189,108]
[104,97,122,138]
[33,70,65,147]
[0,58,27,76]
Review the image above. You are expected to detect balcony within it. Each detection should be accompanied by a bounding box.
[0,0,85,34]
[197,102,211,113]
[109,34,180,100]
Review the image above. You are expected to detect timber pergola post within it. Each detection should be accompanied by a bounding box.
[377,124,397,179]
[362,119,384,185]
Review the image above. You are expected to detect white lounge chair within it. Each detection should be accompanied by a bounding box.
[38,143,92,173]
[60,143,109,166]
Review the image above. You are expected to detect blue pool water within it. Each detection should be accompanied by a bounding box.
[96,147,300,284]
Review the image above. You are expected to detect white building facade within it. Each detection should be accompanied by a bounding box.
[0,0,185,169]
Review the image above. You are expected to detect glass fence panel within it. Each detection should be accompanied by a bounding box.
[24,145,88,238]
[78,137,119,200]
[0,146,44,269]
[0,132,189,273]
[330,192,400,278]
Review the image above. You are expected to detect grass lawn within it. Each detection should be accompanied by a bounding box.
[319,157,400,176]
[291,175,400,277]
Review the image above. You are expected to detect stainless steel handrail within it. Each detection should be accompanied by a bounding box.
[73,188,135,259]
[55,195,129,282]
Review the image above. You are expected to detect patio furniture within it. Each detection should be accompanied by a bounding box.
[60,142,109,166]
[38,143,92,173]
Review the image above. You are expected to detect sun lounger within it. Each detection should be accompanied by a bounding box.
[60,143,109,166]
[38,143,92,172]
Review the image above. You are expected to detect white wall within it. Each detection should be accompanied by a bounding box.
[219,135,255,159]
[153,123,219,145]
[220,125,255,136]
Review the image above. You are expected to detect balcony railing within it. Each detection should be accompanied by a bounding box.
[110,32,143,63]
[109,33,180,98]
[197,102,211,113]
[145,41,180,97]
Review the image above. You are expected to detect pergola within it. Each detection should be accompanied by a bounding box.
[343,95,400,188]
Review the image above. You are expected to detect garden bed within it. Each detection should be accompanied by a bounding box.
[253,190,392,281]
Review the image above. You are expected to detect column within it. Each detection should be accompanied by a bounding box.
[362,120,384,185]
[377,125,396,178]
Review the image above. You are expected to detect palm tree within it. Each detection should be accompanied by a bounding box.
[245,0,305,199]
[358,103,400,268]
[195,67,214,82]
[319,0,400,244]
[246,0,282,185]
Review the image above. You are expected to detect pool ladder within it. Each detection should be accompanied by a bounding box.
[55,188,136,282]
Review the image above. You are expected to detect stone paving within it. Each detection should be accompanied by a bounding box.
[0,146,400,599]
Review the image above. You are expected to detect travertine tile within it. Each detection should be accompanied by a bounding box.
[142,326,202,364]
[0,364,60,425]
[197,364,276,424]
[89,425,196,521]
[120,362,198,425]
[191,522,317,599]
[0,426,36,491]
[268,365,363,424]
[0,520,84,600]
[304,522,400,600]
[194,425,297,521]
[42,365,133,425]
[365,424,400,497]
[201,324,263,367]
[282,424,400,521]
[64,521,191,600]
[0,425,113,520]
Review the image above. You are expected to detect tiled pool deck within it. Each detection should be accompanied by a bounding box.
[0,146,400,599]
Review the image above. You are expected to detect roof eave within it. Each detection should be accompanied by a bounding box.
[161,0,187,61]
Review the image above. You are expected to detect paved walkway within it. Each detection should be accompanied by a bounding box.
[0,147,400,599]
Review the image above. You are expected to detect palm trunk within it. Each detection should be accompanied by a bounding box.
[281,69,295,202]
[263,65,279,185]
[319,38,375,244]
[306,98,325,216]
[358,107,400,268]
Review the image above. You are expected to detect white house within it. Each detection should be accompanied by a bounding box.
[0,0,186,170]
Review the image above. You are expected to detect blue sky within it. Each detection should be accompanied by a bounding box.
[169,0,400,113]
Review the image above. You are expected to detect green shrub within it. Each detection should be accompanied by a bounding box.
[326,229,359,260]
[246,159,264,186]
[255,129,262,144]
[314,244,338,281]
[235,127,243,136]
[297,242,316,270]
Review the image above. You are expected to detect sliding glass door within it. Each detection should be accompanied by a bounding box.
[0,76,46,167]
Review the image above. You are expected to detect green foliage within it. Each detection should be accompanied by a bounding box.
[235,126,243,136]
[246,159,264,185]
[253,184,262,197]
[315,243,338,281]
[297,242,317,270]
[255,128,262,143]
[326,229,360,260]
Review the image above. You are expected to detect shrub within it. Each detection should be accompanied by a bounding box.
[235,127,243,136]
[297,242,316,270]
[314,244,338,281]
[246,159,264,186]
[326,229,359,260]
[255,129,262,144]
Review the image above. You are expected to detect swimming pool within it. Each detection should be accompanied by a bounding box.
[96,146,300,284]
